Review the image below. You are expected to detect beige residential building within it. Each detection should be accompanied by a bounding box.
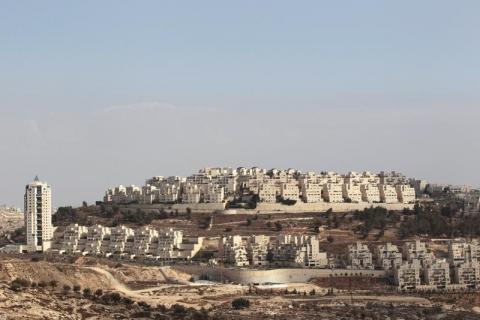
[133,226,159,256]
[424,259,451,289]
[379,184,398,203]
[109,226,135,255]
[280,182,299,201]
[300,183,323,203]
[62,224,88,254]
[322,183,343,203]
[394,262,421,290]
[346,242,374,269]
[342,184,362,203]
[85,225,111,255]
[222,235,249,267]
[448,239,479,266]
[203,185,225,203]
[258,181,277,203]
[454,261,480,289]
[24,177,53,252]
[247,235,270,266]
[374,242,403,270]
[360,184,381,203]
[403,240,434,266]
[395,185,416,204]
[182,184,201,204]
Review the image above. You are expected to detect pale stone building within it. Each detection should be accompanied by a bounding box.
[222,235,249,267]
[379,184,399,203]
[247,235,270,266]
[85,225,111,255]
[62,224,88,254]
[109,225,135,255]
[454,261,480,289]
[300,183,323,203]
[258,181,277,203]
[280,182,300,201]
[133,226,159,257]
[448,239,479,266]
[203,185,225,203]
[424,259,451,289]
[374,242,403,270]
[360,184,381,203]
[182,184,201,204]
[322,183,343,203]
[342,184,362,203]
[24,177,53,252]
[394,262,421,290]
[395,185,416,204]
[346,242,374,269]
[403,240,434,266]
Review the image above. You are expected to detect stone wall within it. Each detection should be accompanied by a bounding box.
[174,265,386,284]
[108,202,413,214]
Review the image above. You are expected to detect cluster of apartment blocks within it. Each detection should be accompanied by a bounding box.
[104,167,417,205]
[346,239,480,291]
[59,224,203,260]
[221,234,327,268]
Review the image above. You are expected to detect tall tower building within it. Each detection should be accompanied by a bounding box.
[24,176,53,252]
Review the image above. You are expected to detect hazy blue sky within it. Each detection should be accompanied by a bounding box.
[1,1,479,207]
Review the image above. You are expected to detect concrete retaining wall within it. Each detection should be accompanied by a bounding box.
[110,202,413,214]
[174,265,386,284]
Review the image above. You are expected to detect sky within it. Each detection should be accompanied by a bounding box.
[0,1,479,208]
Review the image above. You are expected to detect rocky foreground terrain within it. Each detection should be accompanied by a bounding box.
[1,256,480,319]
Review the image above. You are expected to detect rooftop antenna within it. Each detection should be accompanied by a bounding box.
[34,175,40,182]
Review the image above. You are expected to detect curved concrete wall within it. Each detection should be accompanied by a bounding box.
[174,265,386,284]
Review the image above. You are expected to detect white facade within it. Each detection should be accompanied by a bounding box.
[280,182,300,201]
[24,177,53,252]
[360,184,381,203]
[342,184,362,203]
[346,242,374,269]
[322,183,343,203]
[379,184,398,203]
[395,185,416,204]
[374,242,403,270]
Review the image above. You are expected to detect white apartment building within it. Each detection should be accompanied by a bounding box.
[448,239,479,266]
[247,235,270,266]
[342,184,362,203]
[24,177,53,252]
[133,226,159,256]
[374,242,403,270]
[109,225,135,255]
[395,185,416,204]
[182,184,201,204]
[379,184,398,203]
[222,235,249,267]
[280,182,300,201]
[322,183,343,203]
[454,261,480,289]
[394,262,421,290]
[85,225,111,255]
[140,185,157,204]
[360,184,381,203]
[203,185,225,203]
[403,240,434,266]
[379,171,408,185]
[258,181,277,203]
[424,259,451,289]
[62,224,88,254]
[346,242,374,269]
[300,183,323,203]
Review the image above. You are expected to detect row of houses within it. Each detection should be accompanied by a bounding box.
[346,239,480,290]
[220,234,328,268]
[60,224,203,260]
[103,167,417,205]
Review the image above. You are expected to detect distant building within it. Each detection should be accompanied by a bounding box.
[394,262,421,290]
[374,242,402,270]
[346,242,374,269]
[24,176,53,252]
[424,259,451,289]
